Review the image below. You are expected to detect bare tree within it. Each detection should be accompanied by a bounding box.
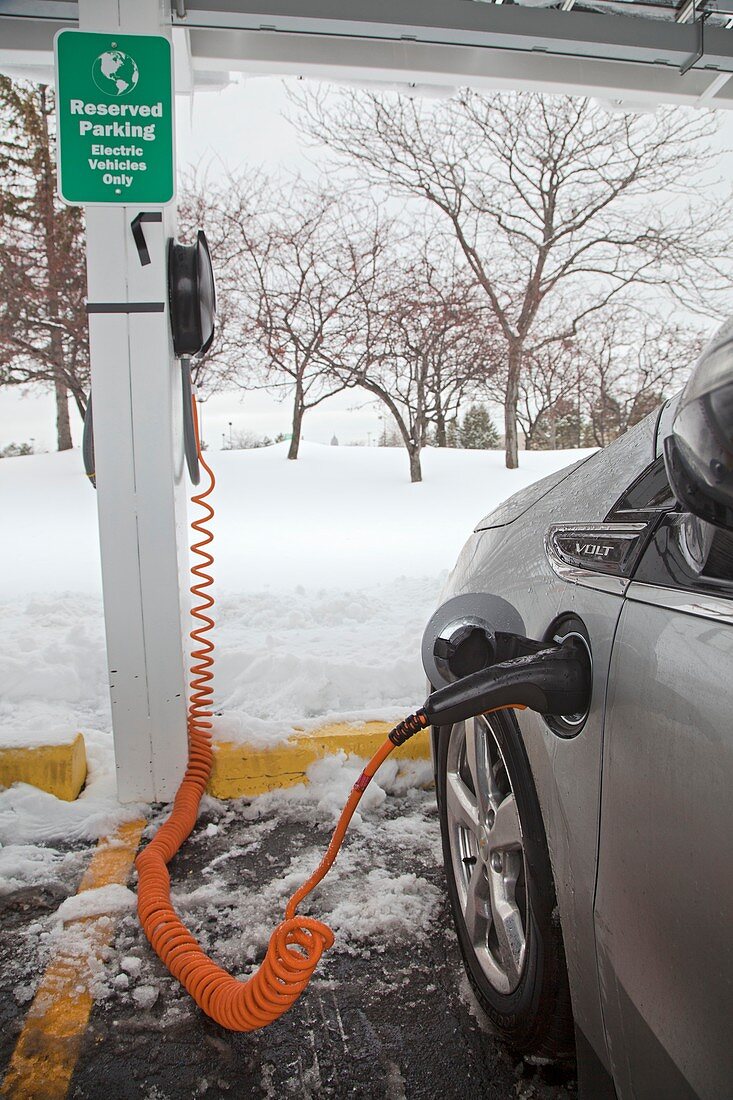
[414,249,500,447]
[515,337,585,450]
[249,192,386,460]
[294,87,733,468]
[579,315,702,447]
[183,172,385,460]
[516,313,701,449]
[0,77,88,449]
[340,243,497,482]
[178,166,267,397]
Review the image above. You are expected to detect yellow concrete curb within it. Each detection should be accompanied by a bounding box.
[208,720,432,799]
[1,818,146,1100]
[0,733,87,802]
[0,722,430,803]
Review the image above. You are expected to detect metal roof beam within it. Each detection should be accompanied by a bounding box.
[4,0,733,72]
[3,0,733,106]
[186,25,733,108]
[171,0,733,71]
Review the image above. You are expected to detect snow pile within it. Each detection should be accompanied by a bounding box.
[0,842,75,896]
[0,594,109,748]
[211,576,441,745]
[0,441,591,597]
[232,750,435,831]
[53,882,137,924]
[326,866,440,942]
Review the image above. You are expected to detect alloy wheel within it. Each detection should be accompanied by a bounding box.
[444,716,528,994]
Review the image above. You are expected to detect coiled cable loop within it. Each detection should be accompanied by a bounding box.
[135,399,429,1030]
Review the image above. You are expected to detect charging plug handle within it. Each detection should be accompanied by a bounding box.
[424,641,590,728]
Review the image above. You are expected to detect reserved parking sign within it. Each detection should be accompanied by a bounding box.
[54,29,175,206]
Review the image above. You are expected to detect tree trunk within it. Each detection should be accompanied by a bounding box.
[288,395,304,460]
[434,394,447,447]
[70,385,87,420]
[503,351,521,469]
[55,376,73,450]
[408,443,422,483]
[37,87,74,453]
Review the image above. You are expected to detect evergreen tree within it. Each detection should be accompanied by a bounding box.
[445,419,462,448]
[460,404,500,449]
[0,77,88,450]
[550,399,587,449]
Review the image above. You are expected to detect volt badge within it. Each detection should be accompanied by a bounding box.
[546,523,649,578]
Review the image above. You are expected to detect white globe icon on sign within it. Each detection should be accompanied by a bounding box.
[92,50,139,96]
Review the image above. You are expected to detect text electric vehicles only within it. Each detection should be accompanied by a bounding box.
[424,319,733,1099]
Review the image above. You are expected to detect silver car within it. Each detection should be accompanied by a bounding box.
[424,320,733,1099]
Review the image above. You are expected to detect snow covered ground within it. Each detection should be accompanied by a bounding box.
[0,440,589,596]
[0,441,592,884]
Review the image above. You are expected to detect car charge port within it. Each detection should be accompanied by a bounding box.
[543,615,593,736]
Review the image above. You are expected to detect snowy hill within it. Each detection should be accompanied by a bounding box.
[0,441,591,596]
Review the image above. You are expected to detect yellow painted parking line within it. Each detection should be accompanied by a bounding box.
[1,818,146,1100]
[1,722,430,1093]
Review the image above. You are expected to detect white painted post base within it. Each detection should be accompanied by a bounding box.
[80,0,190,802]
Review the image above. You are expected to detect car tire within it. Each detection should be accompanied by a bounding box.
[436,711,574,1059]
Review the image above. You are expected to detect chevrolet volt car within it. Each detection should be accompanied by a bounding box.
[424,319,733,1099]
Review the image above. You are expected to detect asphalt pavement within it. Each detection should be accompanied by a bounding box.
[0,785,577,1100]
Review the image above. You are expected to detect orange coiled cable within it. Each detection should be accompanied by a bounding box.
[135,398,429,1031]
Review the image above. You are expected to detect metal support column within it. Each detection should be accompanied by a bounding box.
[79,0,189,802]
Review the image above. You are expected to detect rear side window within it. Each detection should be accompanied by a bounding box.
[635,513,733,591]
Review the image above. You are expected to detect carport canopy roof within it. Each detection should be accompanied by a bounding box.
[1,0,733,108]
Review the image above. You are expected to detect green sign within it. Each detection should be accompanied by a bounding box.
[55,30,174,206]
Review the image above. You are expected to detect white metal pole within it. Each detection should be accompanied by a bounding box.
[79,0,190,802]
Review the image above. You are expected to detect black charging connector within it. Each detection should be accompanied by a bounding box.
[433,623,555,685]
[391,636,591,749]
[423,638,591,729]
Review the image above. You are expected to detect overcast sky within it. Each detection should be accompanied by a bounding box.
[2,76,733,453]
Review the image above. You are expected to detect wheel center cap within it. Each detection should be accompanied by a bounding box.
[478,826,491,861]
